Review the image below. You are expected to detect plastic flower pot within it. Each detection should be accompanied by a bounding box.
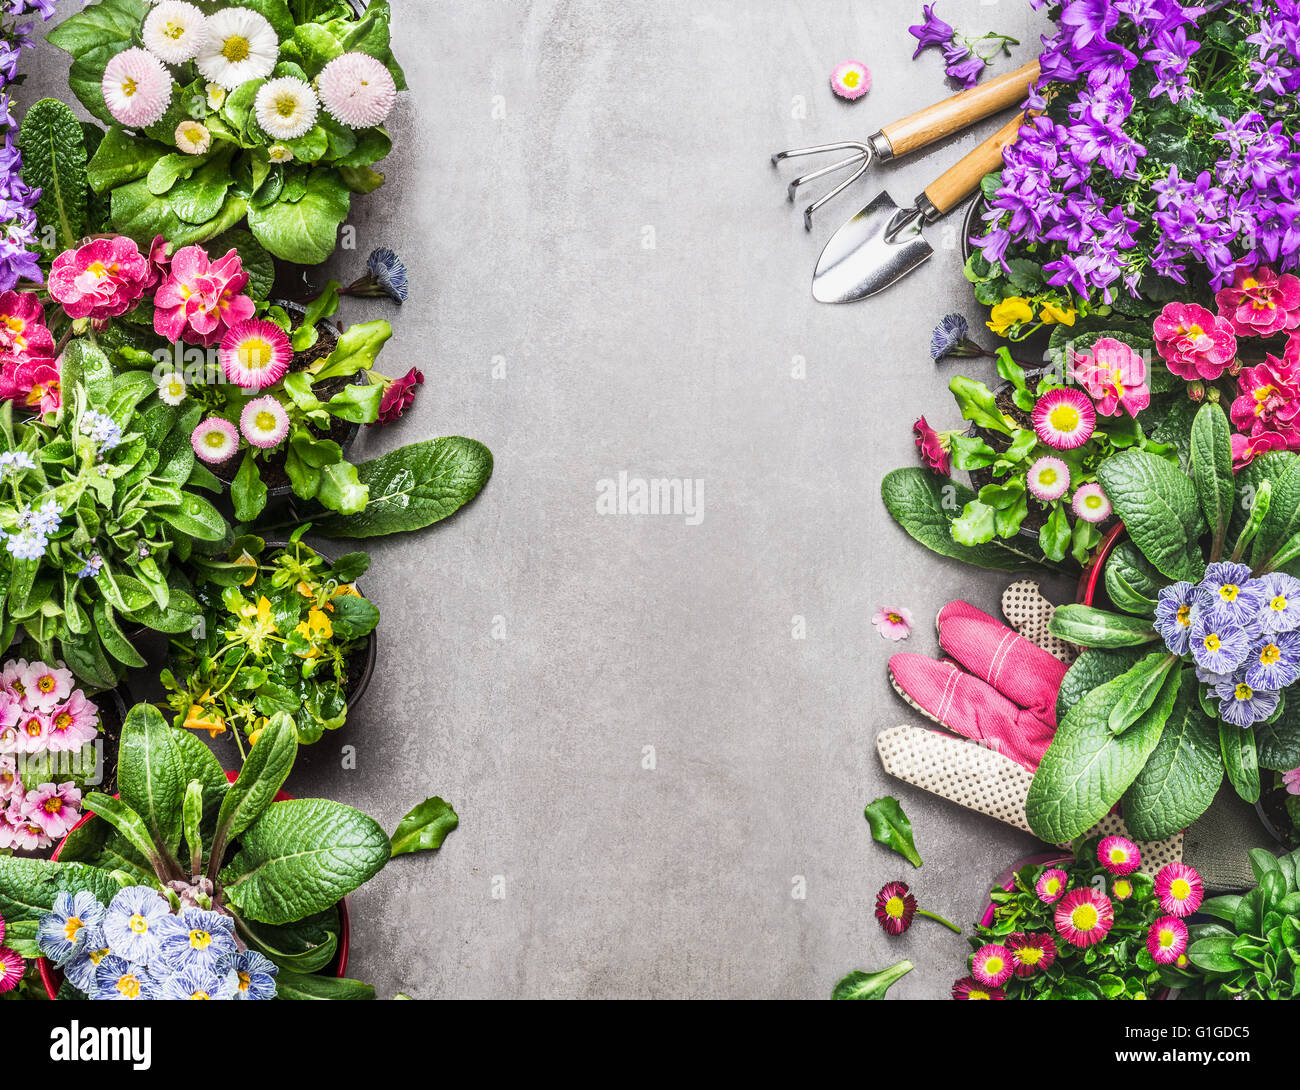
[1077,521,1128,607]
[37,770,351,1000]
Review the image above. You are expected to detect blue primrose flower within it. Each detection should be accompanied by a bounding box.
[37,891,106,967]
[155,907,237,973]
[1154,581,1197,655]
[154,963,238,1001]
[230,950,278,1001]
[1196,562,1268,628]
[62,929,112,995]
[1259,572,1300,634]
[1214,678,1281,728]
[1189,613,1252,675]
[103,886,171,964]
[1245,630,1300,691]
[92,955,154,1001]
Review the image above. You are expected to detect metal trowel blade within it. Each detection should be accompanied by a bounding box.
[811,189,933,304]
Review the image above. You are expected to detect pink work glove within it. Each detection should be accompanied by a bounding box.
[888,600,1069,772]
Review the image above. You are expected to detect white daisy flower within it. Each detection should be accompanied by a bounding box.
[174,119,211,155]
[194,7,278,91]
[142,1,207,65]
[267,144,294,164]
[253,76,318,140]
[205,81,227,110]
[157,371,188,406]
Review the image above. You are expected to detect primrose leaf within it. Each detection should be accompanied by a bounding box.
[863,796,923,868]
[390,796,459,857]
[831,960,913,1000]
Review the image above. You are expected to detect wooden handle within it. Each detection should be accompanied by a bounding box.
[922,112,1028,218]
[879,59,1041,159]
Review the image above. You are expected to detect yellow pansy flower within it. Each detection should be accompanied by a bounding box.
[183,692,225,737]
[1039,300,1077,326]
[293,608,334,657]
[987,297,1034,337]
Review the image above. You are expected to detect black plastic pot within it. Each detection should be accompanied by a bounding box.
[961,195,989,266]
[1256,784,1298,849]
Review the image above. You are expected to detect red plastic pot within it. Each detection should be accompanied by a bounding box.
[1077,522,1127,607]
[38,770,350,999]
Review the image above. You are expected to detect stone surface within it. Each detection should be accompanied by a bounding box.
[24,0,1066,998]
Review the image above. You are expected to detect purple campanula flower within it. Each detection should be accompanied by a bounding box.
[909,3,955,57]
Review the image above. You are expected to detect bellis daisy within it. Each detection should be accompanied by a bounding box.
[190,416,239,464]
[268,144,294,163]
[157,370,188,405]
[971,943,1013,987]
[1112,877,1134,901]
[254,76,319,140]
[1053,887,1114,947]
[951,975,1005,1000]
[874,881,917,935]
[1026,455,1071,502]
[1154,862,1203,917]
[195,7,278,90]
[174,119,211,155]
[1007,932,1056,977]
[142,1,207,65]
[830,60,871,100]
[221,318,291,389]
[204,82,227,110]
[317,51,398,129]
[1097,835,1141,876]
[240,396,290,449]
[1071,482,1112,523]
[0,946,22,994]
[1032,387,1095,449]
[1035,868,1067,904]
[1146,915,1189,964]
[102,47,174,129]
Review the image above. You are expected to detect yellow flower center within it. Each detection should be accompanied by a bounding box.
[63,917,83,942]
[1108,848,1128,865]
[1204,633,1221,652]
[24,718,41,737]
[1218,584,1239,602]
[843,70,860,88]
[1176,605,1191,627]
[273,93,299,118]
[1044,877,1061,896]
[203,431,228,450]
[238,338,273,371]
[254,410,277,431]
[164,20,185,39]
[1071,903,1100,931]
[1170,878,1191,901]
[1017,947,1042,965]
[1272,594,1288,612]
[1113,879,1132,899]
[1235,682,1253,701]
[884,896,905,919]
[117,974,142,999]
[222,34,250,62]
[238,971,251,992]
[1038,467,1058,486]
[1261,644,1281,666]
[1049,404,1080,431]
[189,929,212,950]
[53,712,72,731]
[129,914,148,935]
[983,955,1005,975]
[37,675,55,692]
[1158,928,1176,949]
[44,796,63,814]
[120,77,138,98]
[969,987,991,1000]
[190,990,211,1000]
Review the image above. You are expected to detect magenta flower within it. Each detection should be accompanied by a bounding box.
[153,245,255,348]
[830,61,871,100]
[971,943,1013,987]
[46,690,100,753]
[0,291,53,357]
[0,945,22,994]
[1035,868,1068,904]
[1007,932,1056,977]
[1146,915,1189,964]
[1032,388,1096,450]
[1154,862,1203,917]
[14,709,48,754]
[951,975,1005,1000]
[1069,337,1150,417]
[1097,835,1141,876]
[909,3,955,57]
[1216,267,1300,338]
[373,366,424,426]
[1154,302,1237,381]
[1072,482,1112,524]
[23,781,81,838]
[912,415,950,474]
[1027,455,1070,502]
[48,237,150,322]
[1054,887,1114,947]
[221,318,292,390]
[0,355,61,415]
[1230,343,1300,465]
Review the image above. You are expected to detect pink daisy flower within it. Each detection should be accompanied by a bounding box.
[1054,887,1114,947]
[24,782,82,838]
[1032,388,1096,449]
[1097,835,1141,876]
[951,975,1005,1000]
[1007,932,1056,977]
[1027,455,1070,502]
[20,661,73,712]
[1146,915,1189,964]
[872,606,913,641]
[46,691,99,753]
[1112,877,1134,901]
[830,60,871,99]
[1154,862,1203,917]
[239,396,290,450]
[1284,767,1300,794]
[221,318,292,390]
[14,710,48,754]
[101,47,173,129]
[0,946,22,994]
[874,881,917,935]
[971,944,1014,987]
[191,417,240,464]
[1035,868,1068,904]
[317,52,398,129]
[1072,482,1112,524]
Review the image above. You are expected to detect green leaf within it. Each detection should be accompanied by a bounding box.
[1098,451,1205,582]
[1250,455,1300,571]
[1027,666,1180,843]
[154,493,228,541]
[862,796,922,868]
[1221,722,1261,804]
[1041,504,1071,564]
[221,798,391,924]
[831,960,913,1000]
[0,857,123,924]
[1123,672,1223,839]
[60,340,115,408]
[81,792,166,876]
[86,126,167,193]
[316,460,368,515]
[390,796,459,857]
[1188,935,1245,975]
[949,376,1011,435]
[1108,653,1178,735]
[232,450,268,523]
[1190,402,1234,561]
[18,99,88,251]
[879,468,1045,574]
[1049,604,1159,649]
[1103,542,1164,614]
[115,703,186,861]
[952,500,996,546]
[213,712,297,848]
[246,168,351,264]
[312,320,392,381]
[1056,647,1144,724]
[324,382,382,423]
[313,437,494,539]
[1231,480,1271,564]
[1258,700,1300,771]
[274,970,376,1000]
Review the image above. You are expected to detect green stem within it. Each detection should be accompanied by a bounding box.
[918,908,963,934]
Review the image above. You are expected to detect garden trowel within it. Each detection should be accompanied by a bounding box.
[812,112,1029,304]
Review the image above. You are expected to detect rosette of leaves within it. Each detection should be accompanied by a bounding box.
[163,529,378,747]
[0,350,229,689]
[0,705,397,998]
[1026,402,1300,844]
[975,841,1167,999]
[49,0,405,265]
[1160,847,1300,1000]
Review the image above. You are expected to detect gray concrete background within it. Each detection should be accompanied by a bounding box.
[24,0,1066,998]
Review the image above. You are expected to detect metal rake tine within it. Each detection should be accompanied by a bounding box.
[770,139,872,165]
[771,139,877,229]
[785,151,867,202]
[801,155,872,230]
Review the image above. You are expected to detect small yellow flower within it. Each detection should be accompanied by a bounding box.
[1038,300,1077,326]
[324,582,361,611]
[247,716,268,747]
[293,608,334,657]
[987,297,1035,337]
[233,550,259,587]
[183,692,225,738]
[295,580,315,599]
